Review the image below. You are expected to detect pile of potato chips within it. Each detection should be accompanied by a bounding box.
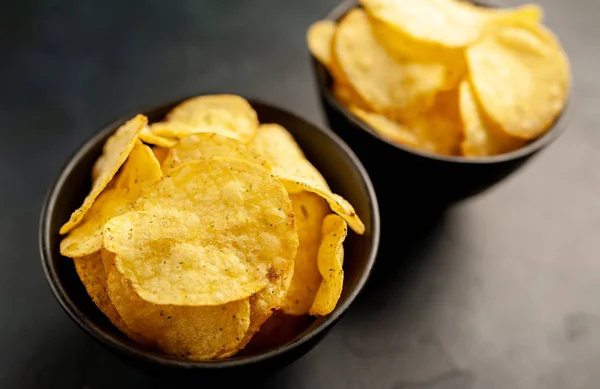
[307,0,570,157]
[60,95,365,360]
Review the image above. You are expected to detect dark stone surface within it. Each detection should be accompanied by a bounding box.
[1,0,598,388]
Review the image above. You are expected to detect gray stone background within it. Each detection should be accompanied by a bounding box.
[1,0,599,388]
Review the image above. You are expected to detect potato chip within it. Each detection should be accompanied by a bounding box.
[152,146,169,165]
[251,123,330,191]
[161,133,270,173]
[310,214,348,316]
[73,252,152,346]
[466,23,570,140]
[307,20,336,67]
[60,114,146,235]
[106,265,250,360]
[162,95,259,143]
[334,9,451,119]
[139,125,177,148]
[405,88,463,156]
[281,191,331,315]
[60,142,162,258]
[459,80,525,157]
[349,105,419,148]
[360,0,542,66]
[104,158,298,306]
[332,83,369,111]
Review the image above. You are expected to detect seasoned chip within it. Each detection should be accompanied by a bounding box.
[349,105,419,148]
[73,252,152,346]
[307,20,336,67]
[161,95,259,143]
[459,80,525,157]
[161,133,270,173]
[281,191,331,315]
[466,23,570,140]
[334,9,451,119]
[310,214,348,316]
[60,142,162,258]
[106,265,250,360]
[104,159,298,306]
[61,115,146,234]
[139,125,177,148]
[360,0,542,66]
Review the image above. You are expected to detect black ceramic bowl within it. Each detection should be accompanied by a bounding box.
[312,0,571,206]
[39,98,380,380]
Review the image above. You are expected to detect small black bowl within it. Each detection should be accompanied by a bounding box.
[39,97,380,381]
[311,0,571,207]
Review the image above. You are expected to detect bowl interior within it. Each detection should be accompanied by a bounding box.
[40,98,379,368]
[313,0,571,164]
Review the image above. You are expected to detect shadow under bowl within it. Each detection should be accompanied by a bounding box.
[39,97,380,381]
[311,0,572,207]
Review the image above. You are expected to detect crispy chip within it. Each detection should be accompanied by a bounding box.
[106,265,250,360]
[104,158,298,306]
[459,80,525,157]
[334,9,451,119]
[405,88,463,156]
[61,115,146,235]
[307,20,336,67]
[310,214,348,316]
[60,142,162,258]
[281,191,331,315]
[139,125,177,148]
[466,23,570,140]
[161,95,259,143]
[332,83,369,111]
[73,252,152,346]
[349,105,419,148]
[360,0,542,66]
[161,133,270,173]
[152,146,170,165]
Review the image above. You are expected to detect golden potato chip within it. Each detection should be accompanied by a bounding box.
[104,158,298,306]
[310,214,347,316]
[60,142,162,258]
[152,146,169,165]
[459,80,525,157]
[161,133,270,173]
[349,105,419,148]
[61,115,146,235]
[106,265,250,360]
[360,0,542,66]
[281,191,331,315]
[161,95,259,143]
[332,83,369,111]
[73,252,152,346]
[251,123,330,192]
[334,9,451,119]
[307,20,336,67]
[466,23,570,140]
[139,125,177,148]
[405,88,463,156]
[250,123,365,234]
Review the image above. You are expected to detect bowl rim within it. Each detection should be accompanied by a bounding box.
[39,95,380,369]
[313,0,573,165]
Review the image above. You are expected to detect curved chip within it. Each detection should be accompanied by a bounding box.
[250,123,365,234]
[162,95,259,143]
[349,105,419,148]
[161,133,270,173]
[73,252,152,346]
[104,158,298,306]
[459,80,525,157]
[360,0,542,66]
[152,146,170,165]
[307,20,336,67]
[60,142,162,258]
[61,114,146,234]
[106,265,250,360]
[334,9,451,119]
[139,125,177,148]
[466,23,570,140]
[309,214,348,316]
[281,191,331,315]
